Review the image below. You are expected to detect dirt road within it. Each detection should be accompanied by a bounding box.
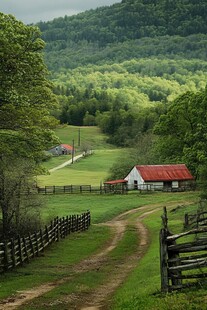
[49,153,85,172]
[0,204,167,309]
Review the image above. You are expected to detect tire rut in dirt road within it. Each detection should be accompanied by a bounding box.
[77,209,158,310]
[0,213,129,310]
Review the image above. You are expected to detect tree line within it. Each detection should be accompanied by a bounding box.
[51,57,207,144]
[39,0,207,47]
[36,0,207,71]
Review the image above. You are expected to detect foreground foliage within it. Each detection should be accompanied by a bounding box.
[0,13,59,237]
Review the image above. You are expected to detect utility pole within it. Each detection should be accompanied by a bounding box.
[78,128,81,147]
[72,139,75,164]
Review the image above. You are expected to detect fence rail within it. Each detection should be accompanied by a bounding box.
[160,207,207,292]
[36,185,126,195]
[0,211,91,273]
[184,211,207,229]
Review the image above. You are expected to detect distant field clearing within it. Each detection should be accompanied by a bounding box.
[37,149,123,186]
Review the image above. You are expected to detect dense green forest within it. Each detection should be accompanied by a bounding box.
[38,0,207,70]
[37,0,207,150]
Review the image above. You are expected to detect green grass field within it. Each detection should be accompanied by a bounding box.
[38,149,123,186]
[38,125,125,186]
[54,125,112,150]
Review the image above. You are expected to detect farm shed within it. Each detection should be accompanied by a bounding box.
[103,179,128,194]
[124,164,194,191]
[48,144,74,156]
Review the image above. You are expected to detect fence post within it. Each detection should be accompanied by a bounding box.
[161,207,168,230]
[56,217,60,241]
[88,210,91,228]
[184,213,189,228]
[45,225,50,245]
[18,236,23,265]
[76,215,79,231]
[29,233,35,258]
[4,240,9,271]
[68,215,71,234]
[23,237,29,263]
[83,213,86,231]
[40,229,44,250]
[35,232,39,256]
[160,228,169,292]
[11,238,16,268]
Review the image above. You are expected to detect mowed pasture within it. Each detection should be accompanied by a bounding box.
[38,149,122,186]
[38,125,125,186]
[54,125,112,150]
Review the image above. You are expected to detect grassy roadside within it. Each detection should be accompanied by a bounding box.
[40,191,198,223]
[110,201,207,310]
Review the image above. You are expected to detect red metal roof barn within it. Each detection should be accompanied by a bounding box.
[124,164,194,191]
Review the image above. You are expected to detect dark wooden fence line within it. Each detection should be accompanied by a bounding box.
[160,207,207,292]
[37,185,95,194]
[0,211,91,273]
[34,184,193,195]
[36,185,126,195]
[184,211,207,229]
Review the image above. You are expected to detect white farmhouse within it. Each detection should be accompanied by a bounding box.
[124,164,194,191]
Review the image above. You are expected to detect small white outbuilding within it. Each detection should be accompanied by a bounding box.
[48,144,74,156]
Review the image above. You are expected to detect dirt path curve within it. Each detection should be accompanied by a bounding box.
[49,153,84,172]
[0,203,181,310]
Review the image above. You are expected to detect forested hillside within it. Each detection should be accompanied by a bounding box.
[39,0,207,70]
[37,0,207,152]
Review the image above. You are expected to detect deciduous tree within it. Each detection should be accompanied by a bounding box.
[154,87,207,179]
[0,13,59,237]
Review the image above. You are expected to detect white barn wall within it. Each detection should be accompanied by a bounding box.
[124,167,144,189]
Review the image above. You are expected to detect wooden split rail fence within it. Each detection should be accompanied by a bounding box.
[160,207,207,292]
[36,185,126,195]
[184,209,207,230]
[0,211,91,273]
[37,185,98,194]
